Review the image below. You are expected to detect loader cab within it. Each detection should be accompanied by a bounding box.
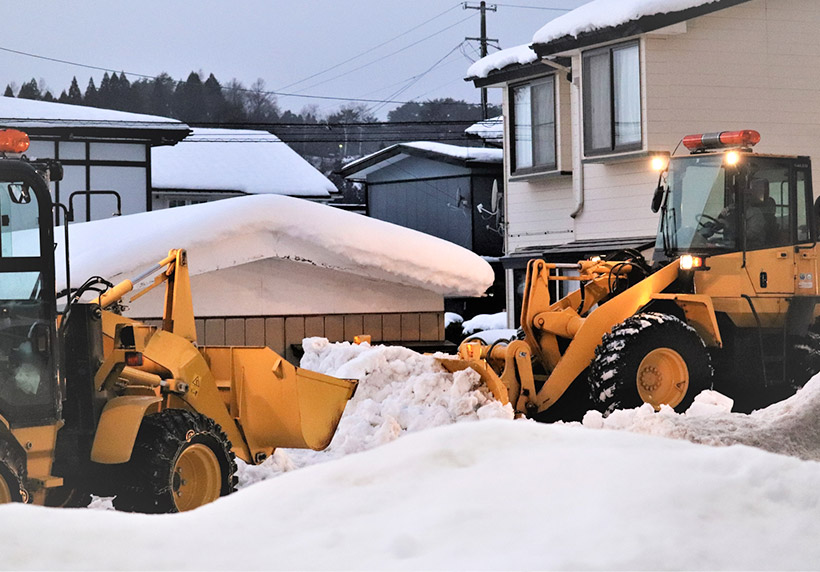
[654,130,815,263]
[0,136,59,428]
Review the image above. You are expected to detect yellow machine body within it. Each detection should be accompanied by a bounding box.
[91,249,357,465]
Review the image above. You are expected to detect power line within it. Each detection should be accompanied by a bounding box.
[289,12,478,95]
[0,44,482,108]
[277,3,463,92]
[492,3,574,10]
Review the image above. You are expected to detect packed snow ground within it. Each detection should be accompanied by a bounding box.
[4,339,820,570]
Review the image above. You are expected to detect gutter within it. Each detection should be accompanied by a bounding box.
[569,69,584,219]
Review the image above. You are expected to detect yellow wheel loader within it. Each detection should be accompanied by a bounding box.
[0,129,357,512]
[441,130,820,419]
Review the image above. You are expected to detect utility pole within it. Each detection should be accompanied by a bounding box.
[464,1,497,120]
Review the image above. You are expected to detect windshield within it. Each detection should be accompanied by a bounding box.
[655,154,735,255]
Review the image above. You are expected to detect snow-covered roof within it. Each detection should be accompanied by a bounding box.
[467,0,746,79]
[151,128,335,198]
[532,0,728,46]
[465,116,503,141]
[58,194,494,297]
[342,141,502,178]
[466,44,538,80]
[0,96,188,134]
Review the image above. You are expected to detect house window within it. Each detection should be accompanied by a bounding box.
[511,75,556,173]
[583,41,642,155]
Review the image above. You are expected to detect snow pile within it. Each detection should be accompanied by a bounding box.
[533,0,723,46]
[56,194,495,297]
[5,420,820,570]
[152,128,335,197]
[444,312,463,328]
[583,377,820,462]
[239,338,514,487]
[462,311,508,334]
[466,44,538,79]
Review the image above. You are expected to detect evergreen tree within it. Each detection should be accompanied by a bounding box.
[42,91,55,102]
[202,73,226,122]
[58,90,69,103]
[17,79,41,100]
[97,72,112,107]
[67,76,83,104]
[3,85,13,97]
[173,71,205,122]
[148,73,176,117]
[84,77,99,107]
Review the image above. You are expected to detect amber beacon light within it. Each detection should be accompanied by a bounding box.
[682,130,761,153]
[0,129,30,154]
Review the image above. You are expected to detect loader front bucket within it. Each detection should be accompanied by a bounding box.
[201,347,357,460]
[436,356,511,406]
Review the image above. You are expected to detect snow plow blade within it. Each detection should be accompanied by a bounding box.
[201,346,357,454]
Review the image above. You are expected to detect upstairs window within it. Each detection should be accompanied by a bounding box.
[583,42,642,155]
[511,75,556,174]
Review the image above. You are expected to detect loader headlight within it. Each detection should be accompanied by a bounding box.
[679,255,704,271]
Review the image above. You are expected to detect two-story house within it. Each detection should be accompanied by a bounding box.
[467,0,820,325]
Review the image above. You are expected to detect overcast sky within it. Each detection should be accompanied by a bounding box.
[2,1,589,119]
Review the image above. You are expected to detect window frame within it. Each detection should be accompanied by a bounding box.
[509,73,558,176]
[582,40,643,157]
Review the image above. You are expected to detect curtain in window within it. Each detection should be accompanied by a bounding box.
[584,51,612,152]
[613,44,641,147]
[513,85,533,169]
[532,78,556,168]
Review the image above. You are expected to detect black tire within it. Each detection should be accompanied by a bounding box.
[589,312,713,416]
[113,409,236,514]
[0,438,28,504]
[787,331,820,390]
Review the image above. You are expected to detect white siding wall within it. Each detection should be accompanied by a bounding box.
[645,0,820,187]
[505,74,576,253]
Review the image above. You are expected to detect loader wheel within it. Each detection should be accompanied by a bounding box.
[0,439,28,504]
[113,409,236,514]
[589,312,712,416]
[787,332,820,390]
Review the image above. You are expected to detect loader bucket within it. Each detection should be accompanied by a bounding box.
[436,356,511,406]
[201,347,357,458]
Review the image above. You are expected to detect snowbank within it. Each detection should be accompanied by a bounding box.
[532,0,723,45]
[56,194,494,297]
[462,311,508,334]
[151,128,335,197]
[4,420,820,570]
[465,116,503,141]
[584,376,820,462]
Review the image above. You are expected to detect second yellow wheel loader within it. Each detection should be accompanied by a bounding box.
[0,129,357,512]
[441,130,820,420]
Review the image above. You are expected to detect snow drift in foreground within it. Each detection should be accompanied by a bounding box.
[56,194,494,297]
[3,421,820,571]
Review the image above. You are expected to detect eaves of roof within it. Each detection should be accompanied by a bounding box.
[341,144,501,179]
[533,0,752,58]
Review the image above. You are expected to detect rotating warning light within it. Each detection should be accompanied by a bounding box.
[682,130,760,153]
[679,255,704,270]
[0,129,30,154]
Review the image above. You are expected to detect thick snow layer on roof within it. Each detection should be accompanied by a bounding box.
[344,141,502,173]
[466,43,538,79]
[465,116,503,140]
[151,128,335,197]
[0,96,187,130]
[532,0,723,45]
[57,194,494,297]
[402,141,502,163]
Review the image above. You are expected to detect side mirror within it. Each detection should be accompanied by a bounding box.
[7,183,31,205]
[651,185,665,213]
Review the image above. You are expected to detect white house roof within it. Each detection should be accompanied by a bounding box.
[151,128,335,198]
[57,194,494,297]
[342,141,502,178]
[466,44,538,80]
[467,0,740,79]
[465,116,504,141]
[0,96,188,131]
[532,0,725,45]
